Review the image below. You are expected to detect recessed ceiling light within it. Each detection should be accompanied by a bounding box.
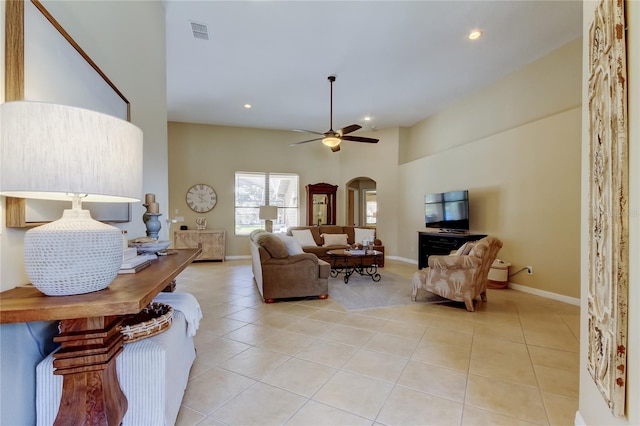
[244,104,252,109]
[364,116,371,121]
[468,30,482,40]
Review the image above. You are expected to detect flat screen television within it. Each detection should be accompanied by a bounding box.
[425,190,469,232]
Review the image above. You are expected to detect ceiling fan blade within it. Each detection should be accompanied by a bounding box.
[341,135,379,143]
[339,124,362,136]
[290,137,323,146]
[331,144,341,152]
[292,128,325,136]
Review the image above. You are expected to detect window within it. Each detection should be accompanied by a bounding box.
[235,172,299,235]
[365,190,377,226]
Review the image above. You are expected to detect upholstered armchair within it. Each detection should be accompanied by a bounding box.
[412,236,503,312]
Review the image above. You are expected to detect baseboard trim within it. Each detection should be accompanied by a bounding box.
[387,255,417,264]
[225,255,251,260]
[508,282,580,306]
[386,256,580,306]
[574,410,585,426]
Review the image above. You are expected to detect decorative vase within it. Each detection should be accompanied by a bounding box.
[142,204,150,224]
[145,213,162,239]
[24,209,122,296]
[196,217,207,230]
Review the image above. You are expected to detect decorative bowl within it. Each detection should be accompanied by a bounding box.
[128,240,171,254]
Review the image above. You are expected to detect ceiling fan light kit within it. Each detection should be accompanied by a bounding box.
[322,136,341,147]
[291,75,379,152]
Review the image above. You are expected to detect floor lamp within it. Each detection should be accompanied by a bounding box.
[0,101,143,296]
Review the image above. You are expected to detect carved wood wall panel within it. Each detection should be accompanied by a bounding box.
[587,0,628,417]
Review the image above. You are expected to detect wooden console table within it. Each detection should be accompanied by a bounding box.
[0,249,200,425]
[174,230,225,261]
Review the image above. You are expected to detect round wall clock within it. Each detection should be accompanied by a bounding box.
[186,184,217,213]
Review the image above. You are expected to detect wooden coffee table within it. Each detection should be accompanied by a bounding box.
[326,249,382,284]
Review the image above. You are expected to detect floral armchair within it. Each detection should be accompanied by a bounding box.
[412,236,503,312]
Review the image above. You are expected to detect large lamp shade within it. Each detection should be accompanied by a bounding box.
[0,101,143,296]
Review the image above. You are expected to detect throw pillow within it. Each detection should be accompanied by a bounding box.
[322,233,348,247]
[468,240,486,257]
[455,242,476,256]
[276,234,304,255]
[354,228,376,245]
[256,233,289,259]
[291,229,317,247]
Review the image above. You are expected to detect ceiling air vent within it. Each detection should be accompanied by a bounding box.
[190,22,209,40]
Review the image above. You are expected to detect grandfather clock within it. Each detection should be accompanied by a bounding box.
[306,183,337,226]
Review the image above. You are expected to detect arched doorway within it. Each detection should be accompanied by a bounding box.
[346,177,377,227]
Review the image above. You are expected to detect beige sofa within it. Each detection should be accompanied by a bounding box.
[249,230,330,302]
[287,225,385,267]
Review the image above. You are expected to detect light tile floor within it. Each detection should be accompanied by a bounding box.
[174,259,579,426]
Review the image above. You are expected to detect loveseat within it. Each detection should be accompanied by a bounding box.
[287,225,385,267]
[249,230,330,302]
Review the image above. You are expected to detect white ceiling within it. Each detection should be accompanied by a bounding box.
[165,1,582,135]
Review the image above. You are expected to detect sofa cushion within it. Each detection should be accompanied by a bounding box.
[354,228,376,245]
[256,233,289,259]
[318,225,345,235]
[276,234,304,255]
[322,233,348,247]
[291,229,318,247]
[301,245,331,256]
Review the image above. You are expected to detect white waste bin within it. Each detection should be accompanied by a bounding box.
[487,260,510,289]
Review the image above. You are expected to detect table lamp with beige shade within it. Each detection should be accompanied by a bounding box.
[259,205,278,233]
[0,101,143,296]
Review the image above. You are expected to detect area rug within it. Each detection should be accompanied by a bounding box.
[328,270,450,311]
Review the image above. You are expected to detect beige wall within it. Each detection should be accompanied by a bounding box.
[0,1,583,303]
[578,1,639,424]
[168,40,581,300]
[337,127,401,254]
[402,38,582,163]
[396,40,583,299]
[167,123,400,257]
[0,0,167,291]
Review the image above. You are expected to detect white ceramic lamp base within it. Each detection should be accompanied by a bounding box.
[24,209,123,296]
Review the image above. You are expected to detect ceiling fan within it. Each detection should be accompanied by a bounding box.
[290,75,379,152]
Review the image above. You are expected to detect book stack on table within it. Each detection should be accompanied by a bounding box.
[119,248,158,274]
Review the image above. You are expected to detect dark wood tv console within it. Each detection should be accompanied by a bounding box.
[418,231,486,269]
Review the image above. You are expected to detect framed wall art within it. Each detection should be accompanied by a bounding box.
[4,0,132,227]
